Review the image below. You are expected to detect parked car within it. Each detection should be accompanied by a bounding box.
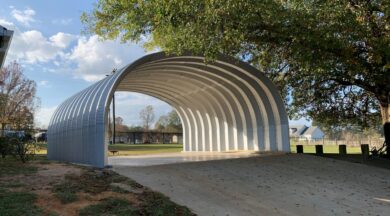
[33,132,47,142]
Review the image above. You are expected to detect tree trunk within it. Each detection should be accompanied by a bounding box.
[380,103,390,157]
[1,123,5,137]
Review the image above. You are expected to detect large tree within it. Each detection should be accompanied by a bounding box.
[115,116,128,132]
[155,110,182,132]
[0,61,38,132]
[139,105,155,130]
[82,0,390,154]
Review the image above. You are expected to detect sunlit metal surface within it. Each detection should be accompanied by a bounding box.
[48,52,290,167]
[0,25,14,68]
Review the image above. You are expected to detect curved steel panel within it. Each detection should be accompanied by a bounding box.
[48,52,290,167]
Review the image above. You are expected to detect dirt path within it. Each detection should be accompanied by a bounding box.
[114,154,390,216]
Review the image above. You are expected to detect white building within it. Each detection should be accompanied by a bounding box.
[290,125,325,141]
[0,25,13,68]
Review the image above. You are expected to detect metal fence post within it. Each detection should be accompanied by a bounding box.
[339,144,347,155]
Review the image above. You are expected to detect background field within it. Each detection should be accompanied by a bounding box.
[36,143,364,156]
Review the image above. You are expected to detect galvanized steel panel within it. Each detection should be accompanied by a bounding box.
[48,52,290,167]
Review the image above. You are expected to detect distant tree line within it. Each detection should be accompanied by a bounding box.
[109,105,182,135]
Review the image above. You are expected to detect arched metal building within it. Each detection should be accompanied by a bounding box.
[48,52,290,167]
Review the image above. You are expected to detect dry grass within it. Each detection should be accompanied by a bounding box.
[0,156,194,216]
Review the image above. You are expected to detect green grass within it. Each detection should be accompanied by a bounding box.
[79,198,140,216]
[3,182,25,188]
[108,144,183,156]
[0,155,195,215]
[0,157,45,215]
[52,169,131,204]
[26,142,367,157]
[0,190,42,216]
[79,192,194,216]
[141,191,194,216]
[54,190,78,204]
[290,145,362,154]
[0,157,38,177]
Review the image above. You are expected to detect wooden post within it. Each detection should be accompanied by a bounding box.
[361,144,369,159]
[162,133,165,144]
[315,145,323,155]
[296,145,303,153]
[339,144,347,155]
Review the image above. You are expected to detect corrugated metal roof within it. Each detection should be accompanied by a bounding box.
[48,52,291,167]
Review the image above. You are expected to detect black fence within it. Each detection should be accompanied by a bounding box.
[113,131,183,144]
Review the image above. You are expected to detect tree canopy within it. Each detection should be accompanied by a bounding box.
[155,110,182,132]
[139,105,155,130]
[82,0,390,150]
[0,61,38,131]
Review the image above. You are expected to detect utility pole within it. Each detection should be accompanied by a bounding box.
[112,93,116,145]
[111,68,117,145]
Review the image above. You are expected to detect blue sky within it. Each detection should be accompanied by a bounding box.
[0,0,309,128]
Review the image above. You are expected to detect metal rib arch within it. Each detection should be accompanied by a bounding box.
[48,52,290,167]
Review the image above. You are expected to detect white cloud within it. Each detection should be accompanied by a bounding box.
[35,106,57,129]
[11,8,35,26]
[51,18,72,25]
[69,35,146,82]
[0,19,14,27]
[11,30,59,63]
[50,32,75,48]
[38,80,48,86]
[6,28,76,64]
[38,80,51,88]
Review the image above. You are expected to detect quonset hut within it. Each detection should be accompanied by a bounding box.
[48,52,290,167]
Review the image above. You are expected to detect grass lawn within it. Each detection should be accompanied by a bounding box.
[37,142,364,156]
[0,155,194,216]
[108,144,183,156]
[290,145,362,154]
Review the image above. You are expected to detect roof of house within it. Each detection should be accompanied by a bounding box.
[302,126,320,136]
[0,25,14,68]
[290,125,324,138]
[289,125,308,137]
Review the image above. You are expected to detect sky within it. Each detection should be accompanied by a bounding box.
[0,0,309,128]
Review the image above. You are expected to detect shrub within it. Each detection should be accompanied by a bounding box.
[0,137,13,158]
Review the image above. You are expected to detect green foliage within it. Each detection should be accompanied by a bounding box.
[0,136,36,163]
[55,191,78,204]
[53,169,134,204]
[155,110,182,132]
[0,137,13,158]
[0,157,38,176]
[141,191,194,216]
[82,0,390,130]
[12,138,36,163]
[0,190,42,216]
[79,198,140,216]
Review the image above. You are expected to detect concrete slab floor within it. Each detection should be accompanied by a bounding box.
[108,151,270,166]
[112,153,390,216]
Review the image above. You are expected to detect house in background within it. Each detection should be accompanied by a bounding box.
[289,125,325,141]
[0,25,13,68]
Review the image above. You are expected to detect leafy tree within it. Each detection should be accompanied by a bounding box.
[155,115,168,131]
[166,110,182,132]
[114,116,128,132]
[82,0,390,154]
[139,105,155,130]
[128,125,144,132]
[154,110,182,132]
[0,61,38,132]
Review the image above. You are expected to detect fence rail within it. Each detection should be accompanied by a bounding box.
[289,137,385,148]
